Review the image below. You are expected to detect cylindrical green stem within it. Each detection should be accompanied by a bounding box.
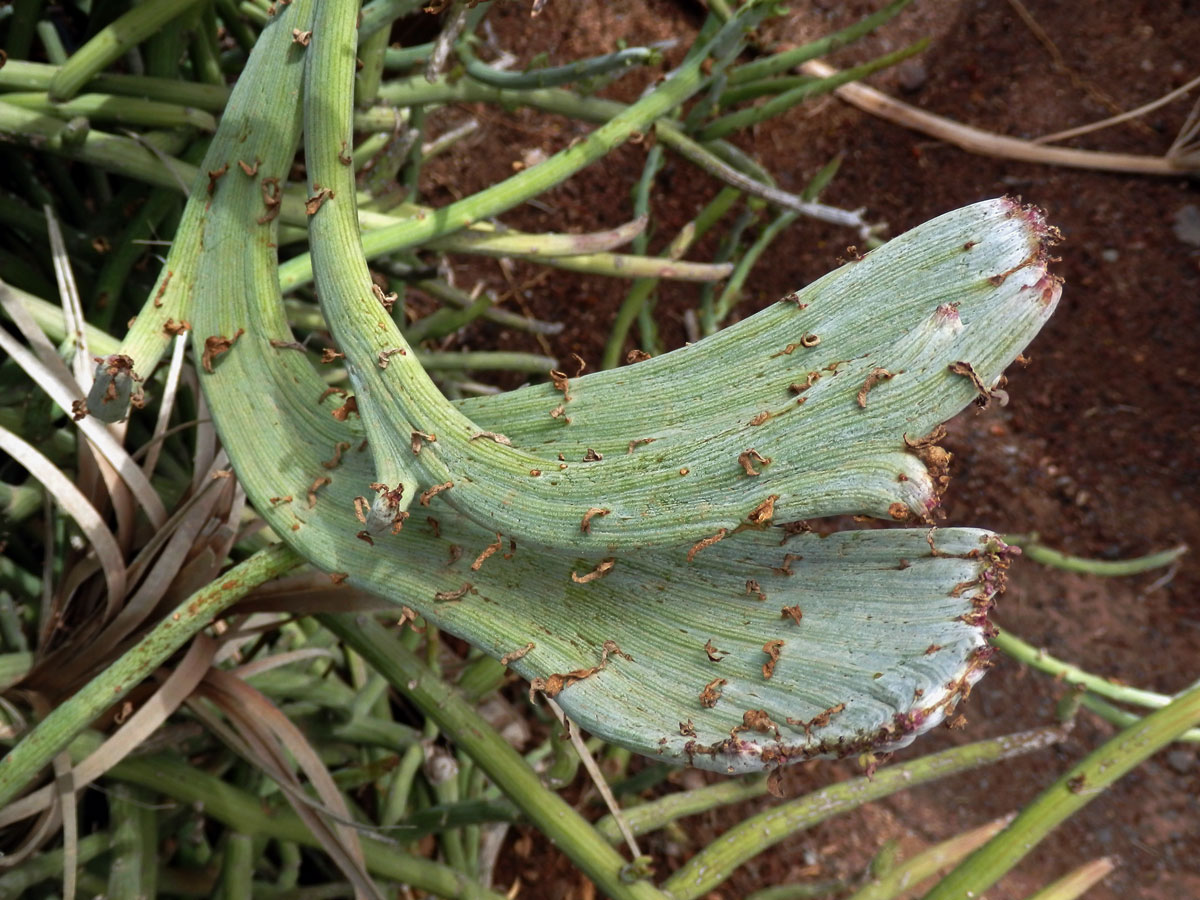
[922,682,1200,900]
[48,0,209,101]
[319,613,668,900]
[0,543,301,809]
[1005,535,1186,576]
[662,726,1068,900]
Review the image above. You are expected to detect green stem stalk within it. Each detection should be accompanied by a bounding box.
[661,725,1068,900]
[319,613,668,900]
[922,682,1200,900]
[0,543,301,808]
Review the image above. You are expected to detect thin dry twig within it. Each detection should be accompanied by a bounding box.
[802,59,1198,175]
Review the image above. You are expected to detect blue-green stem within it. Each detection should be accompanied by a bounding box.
[456,37,665,90]
[1005,534,1186,576]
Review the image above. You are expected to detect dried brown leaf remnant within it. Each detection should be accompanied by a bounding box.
[419,481,453,506]
[772,553,802,576]
[948,360,995,407]
[469,430,512,445]
[206,163,228,195]
[501,643,535,665]
[704,638,727,661]
[411,430,436,454]
[529,639,630,699]
[371,284,398,312]
[570,558,616,584]
[434,583,474,602]
[307,476,331,508]
[747,494,779,527]
[202,329,245,373]
[781,605,804,625]
[679,720,697,736]
[738,448,771,476]
[321,441,351,470]
[582,448,603,462]
[761,639,784,679]
[377,347,405,368]
[699,677,727,708]
[471,533,503,571]
[857,367,899,407]
[152,269,173,307]
[321,348,345,363]
[748,410,773,426]
[734,709,780,739]
[257,177,282,223]
[687,528,728,562]
[626,349,652,363]
[787,702,846,739]
[627,437,656,453]
[305,186,334,215]
[237,158,259,176]
[745,579,766,602]
[580,507,610,533]
[330,395,358,421]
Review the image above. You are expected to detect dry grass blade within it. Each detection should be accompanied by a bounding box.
[229,648,335,679]
[87,458,233,661]
[802,59,1197,175]
[1035,72,1200,145]
[51,751,77,900]
[0,424,126,608]
[198,669,383,900]
[141,331,189,476]
[44,206,91,383]
[0,636,217,829]
[0,324,168,526]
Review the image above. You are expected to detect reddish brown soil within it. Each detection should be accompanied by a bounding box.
[418,2,1200,898]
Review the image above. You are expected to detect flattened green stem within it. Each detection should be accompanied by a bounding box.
[661,725,1069,900]
[0,543,301,809]
[48,0,209,101]
[0,91,217,131]
[699,41,928,141]
[457,37,666,90]
[110,752,506,900]
[845,816,1011,900]
[726,0,913,85]
[1005,535,1186,576]
[992,628,1185,710]
[1020,857,1115,900]
[319,613,668,900]
[922,682,1200,900]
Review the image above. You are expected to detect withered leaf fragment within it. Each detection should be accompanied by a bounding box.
[570,558,616,584]
[857,367,899,408]
[202,329,245,373]
[699,677,727,708]
[761,639,784,679]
